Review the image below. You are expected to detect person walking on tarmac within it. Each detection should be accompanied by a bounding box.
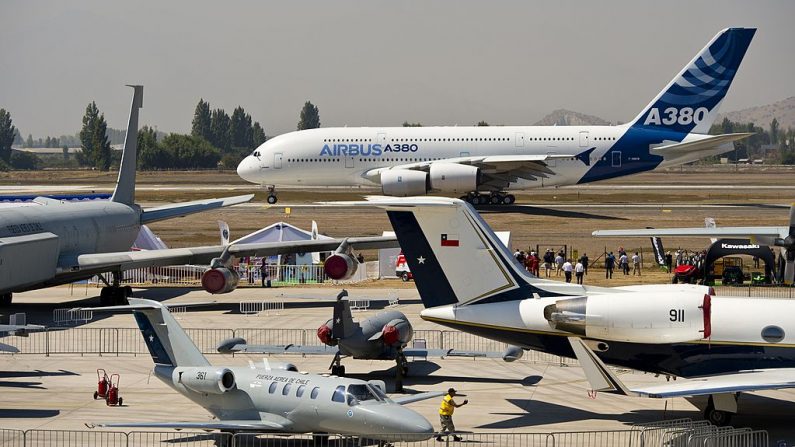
[437,388,468,441]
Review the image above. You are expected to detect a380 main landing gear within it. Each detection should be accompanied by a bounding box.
[460,191,515,206]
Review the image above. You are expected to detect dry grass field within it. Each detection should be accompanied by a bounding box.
[2,165,794,287]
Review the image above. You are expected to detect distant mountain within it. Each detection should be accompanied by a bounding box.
[718,97,795,130]
[533,109,611,126]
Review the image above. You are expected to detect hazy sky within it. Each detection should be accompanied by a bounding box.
[2,1,793,138]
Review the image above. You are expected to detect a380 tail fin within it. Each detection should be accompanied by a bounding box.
[629,28,755,135]
[111,85,143,206]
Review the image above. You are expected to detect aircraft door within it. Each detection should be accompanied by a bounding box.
[612,151,622,167]
[579,131,589,147]
[345,156,354,168]
[377,132,386,144]
[274,153,283,169]
[514,132,525,147]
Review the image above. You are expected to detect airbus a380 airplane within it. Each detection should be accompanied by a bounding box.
[238,28,755,205]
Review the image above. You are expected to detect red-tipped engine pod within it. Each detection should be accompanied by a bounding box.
[317,325,334,346]
[382,325,400,346]
[324,253,357,280]
[201,267,239,294]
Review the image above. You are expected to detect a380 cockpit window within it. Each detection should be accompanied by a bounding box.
[253,151,261,158]
[346,384,382,406]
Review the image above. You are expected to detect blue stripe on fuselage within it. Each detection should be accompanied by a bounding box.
[577,127,686,184]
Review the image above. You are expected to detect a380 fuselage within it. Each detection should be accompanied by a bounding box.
[237,124,721,190]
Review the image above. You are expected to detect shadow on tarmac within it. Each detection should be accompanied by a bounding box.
[0,408,60,418]
[476,205,627,220]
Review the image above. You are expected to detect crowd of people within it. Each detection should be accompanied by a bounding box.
[604,247,643,279]
[513,248,588,284]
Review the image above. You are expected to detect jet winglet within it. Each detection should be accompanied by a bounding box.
[566,337,634,396]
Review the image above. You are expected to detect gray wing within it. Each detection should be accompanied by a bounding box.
[90,419,290,431]
[140,194,254,224]
[76,236,398,272]
[391,391,445,405]
[220,343,339,355]
[403,348,502,359]
[592,226,786,238]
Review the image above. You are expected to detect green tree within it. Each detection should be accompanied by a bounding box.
[476,121,489,126]
[13,129,22,146]
[25,134,33,149]
[210,108,231,151]
[137,125,170,170]
[79,101,112,170]
[230,106,253,149]
[10,150,40,170]
[402,121,422,127]
[160,134,220,169]
[62,145,69,161]
[770,118,780,145]
[297,101,320,130]
[0,109,16,163]
[191,99,213,142]
[252,122,266,146]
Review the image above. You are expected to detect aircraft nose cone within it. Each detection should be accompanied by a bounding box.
[237,156,257,183]
[370,406,434,441]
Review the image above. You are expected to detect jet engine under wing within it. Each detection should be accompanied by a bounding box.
[364,153,577,187]
[141,194,255,224]
[75,236,398,273]
[89,419,290,431]
[593,226,786,239]
[650,133,753,158]
[568,337,795,398]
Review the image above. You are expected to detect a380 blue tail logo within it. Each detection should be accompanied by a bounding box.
[633,28,755,134]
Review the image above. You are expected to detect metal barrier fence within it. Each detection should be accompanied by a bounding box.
[96,262,381,288]
[0,422,769,447]
[0,327,573,365]
[714,284,795,298]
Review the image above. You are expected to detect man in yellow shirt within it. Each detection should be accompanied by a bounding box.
[437,387,468,441]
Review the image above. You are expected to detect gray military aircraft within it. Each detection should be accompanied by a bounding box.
[82,298,438,442]
[219,290,524,389]
[0,85,397,306]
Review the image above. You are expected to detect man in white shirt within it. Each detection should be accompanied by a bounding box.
[632,252,641,276]
[575,261,585,284]
[562,259,573,283]
[619,253,629,275]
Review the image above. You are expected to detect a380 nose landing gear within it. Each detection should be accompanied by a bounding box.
[460,191,515,206]
[265,185,278,205]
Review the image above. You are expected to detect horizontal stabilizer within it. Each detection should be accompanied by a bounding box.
[0,342,19,353]
[650,133,753,157]
[141,194,254,224]
[88,419,289,431]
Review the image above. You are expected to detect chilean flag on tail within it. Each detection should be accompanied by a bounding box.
[441,234,459,247]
